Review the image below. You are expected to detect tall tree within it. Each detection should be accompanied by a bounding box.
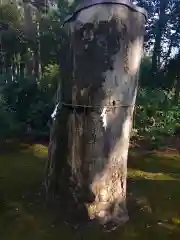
[151,0,168,74]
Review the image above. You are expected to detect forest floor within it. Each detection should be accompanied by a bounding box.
[0,140,180,239]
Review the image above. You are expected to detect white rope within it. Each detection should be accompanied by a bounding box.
[61,102,134,108]
[101,107,107,129]
[51,103,59,120]
[51,102,134,119]
[51,101,134,120]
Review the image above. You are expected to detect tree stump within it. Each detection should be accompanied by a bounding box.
[46,1,146,231]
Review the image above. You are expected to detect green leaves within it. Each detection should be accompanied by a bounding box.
[135,88,180,138]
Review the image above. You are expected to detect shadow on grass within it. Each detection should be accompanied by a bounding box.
[0,140,30,154]
[0,143,180,239]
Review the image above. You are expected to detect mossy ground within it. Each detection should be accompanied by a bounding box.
[0,141,180,239]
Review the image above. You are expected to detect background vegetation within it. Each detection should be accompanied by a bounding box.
[0,0,180,144]
[1,1,180,239]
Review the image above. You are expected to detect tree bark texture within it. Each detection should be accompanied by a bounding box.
[47,3,145,229]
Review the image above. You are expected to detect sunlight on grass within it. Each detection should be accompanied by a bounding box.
[0,143,180,239]
[25,144,48,159]
[128,150,180,175]
[172,217,180,225]
[128,168,180,180]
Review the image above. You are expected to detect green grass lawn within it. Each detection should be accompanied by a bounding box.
[0,142,180,239]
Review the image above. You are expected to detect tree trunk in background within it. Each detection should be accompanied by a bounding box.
[174,76,180,103]
[23,1,35,77]
[174,54,180,103]
[164,27,178,68]
[23,1,41,81]
[47,3,145,230]
[23,1,35,36]
[151,0,168,75]
[34,11,42,80]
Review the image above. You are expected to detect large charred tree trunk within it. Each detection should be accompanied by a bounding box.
[46,2,146,230]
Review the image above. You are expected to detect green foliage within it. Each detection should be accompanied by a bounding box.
[0,0,180,143]
[0,62,60,140]
[39,64,60,93]
[0,95,15,138]
[139,56,152,87]
[0,3,22,26]
[0,1,63,141]
[135,88,180,139]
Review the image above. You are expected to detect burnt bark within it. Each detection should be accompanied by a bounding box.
[46,3,145,231]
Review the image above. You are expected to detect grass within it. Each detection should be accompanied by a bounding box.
[0,142,180,239]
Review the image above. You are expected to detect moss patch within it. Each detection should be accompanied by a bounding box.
[0,143,180,239]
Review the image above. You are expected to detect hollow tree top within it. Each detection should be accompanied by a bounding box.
[65,0,148,23]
